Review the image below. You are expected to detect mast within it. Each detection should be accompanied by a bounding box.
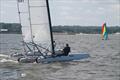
[46,0,55,55]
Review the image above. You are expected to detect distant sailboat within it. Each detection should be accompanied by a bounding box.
[11,0,89,63]
[101,23,108,40]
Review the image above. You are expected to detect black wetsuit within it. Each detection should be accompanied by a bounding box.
[63,46,70,56]
[56,46,70,57]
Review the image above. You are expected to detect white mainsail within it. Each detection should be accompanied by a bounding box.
[18,0,53,52]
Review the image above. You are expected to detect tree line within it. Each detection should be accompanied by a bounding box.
[0,23,120,34]
[52,25,120,34]
[0,23,22,34]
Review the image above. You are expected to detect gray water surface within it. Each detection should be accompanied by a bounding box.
[0,34,120,80]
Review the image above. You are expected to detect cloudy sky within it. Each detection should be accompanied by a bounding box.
[0,0,120,26]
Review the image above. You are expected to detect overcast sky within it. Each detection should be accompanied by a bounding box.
[0,0,120,26]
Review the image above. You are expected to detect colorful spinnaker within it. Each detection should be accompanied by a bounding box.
[101,23,108,40]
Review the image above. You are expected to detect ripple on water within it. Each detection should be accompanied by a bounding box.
[0,68,24,80]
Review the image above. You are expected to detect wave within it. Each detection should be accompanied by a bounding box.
[0,54,17,63]
[75,33,88,35]
[0,54,9,58]
[0,58,18,63]
[115,32,120,35]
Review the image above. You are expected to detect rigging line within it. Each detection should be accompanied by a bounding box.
[17,0,21,25]
[24,42,33,52]
[16,0,26,52]
[27,0,34,43]
[27,42,47,58]
[27,0,35,51]
[28,42,52,54]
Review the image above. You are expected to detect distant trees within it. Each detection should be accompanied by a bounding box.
[52,25,120,34]
[0,23,120,34]
[0,23,22,34]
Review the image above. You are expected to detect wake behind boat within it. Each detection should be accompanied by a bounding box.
[11,0,89,63]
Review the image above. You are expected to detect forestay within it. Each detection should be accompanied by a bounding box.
[18,0,52,52]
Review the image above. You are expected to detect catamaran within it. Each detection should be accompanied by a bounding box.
[11,0,89,63]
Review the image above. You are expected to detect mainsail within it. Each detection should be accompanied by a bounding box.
[17,0,54,53]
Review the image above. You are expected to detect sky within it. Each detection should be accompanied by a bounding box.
[0,0,120,26]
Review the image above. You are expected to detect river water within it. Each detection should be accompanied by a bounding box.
[0,33,120,80]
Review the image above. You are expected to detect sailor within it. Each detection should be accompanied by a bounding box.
[63,44,71,56]
[52,41,56,55]
[56,44,71,56]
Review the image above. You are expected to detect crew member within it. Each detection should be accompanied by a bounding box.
[56,44,71,56]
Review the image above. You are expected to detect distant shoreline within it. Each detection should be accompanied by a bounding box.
[0,23,120,34]
[0,32,120,35]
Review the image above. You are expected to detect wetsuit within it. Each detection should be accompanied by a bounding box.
[63,46,70,56]
[56,46,70,56]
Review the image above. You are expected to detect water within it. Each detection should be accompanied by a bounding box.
[0,33,120,80]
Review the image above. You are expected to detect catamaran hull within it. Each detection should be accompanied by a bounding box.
[18,57,36,63]
[36,53,90,63]
[11,53,89,63]
[11,53,40,63]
